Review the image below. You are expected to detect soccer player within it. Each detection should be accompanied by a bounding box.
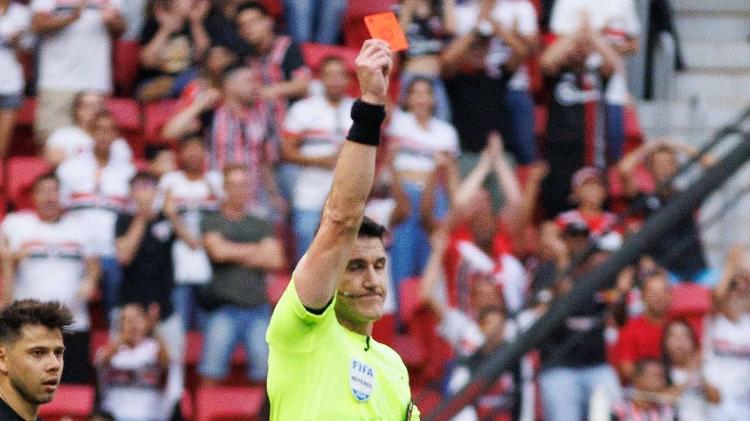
[0,299,73,421]
[266,39,419,420]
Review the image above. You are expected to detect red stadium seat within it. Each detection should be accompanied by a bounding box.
[670,282,712,338]
[343,0,398,49]
[8,98,38,156]
[259,0,284,19]
[143,99,180,144]
[113,39,141,97]
[398,277,426,325]
[181,390,195,421]
[7,156,50,210]
[195,386,265,421]
[391,333,426,369]
[623,103,644,153]
[301,43,359,74]
[106,97,144,156]
[185,331,204,366]
[412,387,442,415]
[267,272,291,305]
[39,384,95,421]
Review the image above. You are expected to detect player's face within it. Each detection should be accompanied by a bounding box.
[336,237,388,324]
[0,325,64,405]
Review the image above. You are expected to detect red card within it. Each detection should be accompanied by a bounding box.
[364,12,409,52]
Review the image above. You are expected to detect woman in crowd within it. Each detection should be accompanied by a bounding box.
[0,0,30,159]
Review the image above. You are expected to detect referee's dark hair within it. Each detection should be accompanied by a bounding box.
[357,216,386,241]
[0,300,73,343]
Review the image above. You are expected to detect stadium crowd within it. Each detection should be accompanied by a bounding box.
[0,0,748,420]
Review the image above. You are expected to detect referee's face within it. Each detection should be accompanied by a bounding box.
[336,237,388,325]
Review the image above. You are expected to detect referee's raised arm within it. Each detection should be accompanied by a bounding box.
[293,40,393,311]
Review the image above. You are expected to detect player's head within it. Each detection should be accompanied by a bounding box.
[0,300,73,406]
[236,2,274,47]
[71,90,104,129]
[223,164,251,208]
[179,134,207,173]
[335,217,389,326]
[320,56,350,102]
[120,302,149,347]
[633,358,667,393]
[32,172,61,222]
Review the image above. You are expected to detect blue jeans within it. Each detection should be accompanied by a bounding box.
[198,304,271,382]
[172,284,207,332]
[390,182,449,296]
[100,256,123,324]
[540,364,621,421]
[400,72,452,122]
[284,0,346,44]
[293,207,322,262]
[504,89,537,164]
[606,103,625,164]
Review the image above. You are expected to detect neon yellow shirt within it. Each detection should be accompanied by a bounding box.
[267,278,420,420]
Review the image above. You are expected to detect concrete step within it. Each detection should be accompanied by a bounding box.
[674,72,750,103]
[682,41,750,71]
[672,0,750,14]
[637,100,741,130]
[676,14,750,42]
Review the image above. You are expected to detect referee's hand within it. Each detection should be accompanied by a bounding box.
[356,39,393,106]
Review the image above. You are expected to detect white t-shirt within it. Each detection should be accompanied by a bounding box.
[46,125,133,164]
[159,170,222,285]
[283,95,354,210]
[670,366,711,421]
[0,3,30,95]
[386,110,459,174]
[31,0,120,92]
[703,313,750,421]
[549,0,640,104]
[99,338,166,421]
[454,0,539,90]
[1,212,93,331]
[57,154,135,256]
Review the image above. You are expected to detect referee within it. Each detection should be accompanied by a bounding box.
[266,39,419,420]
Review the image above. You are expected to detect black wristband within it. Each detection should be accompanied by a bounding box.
[346,99,386,146]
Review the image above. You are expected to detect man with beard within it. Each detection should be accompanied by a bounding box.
[0,299,73,421]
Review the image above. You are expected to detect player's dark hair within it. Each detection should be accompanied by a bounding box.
[33,171,60,191]
[357,216,386,241]
[0,300,73,343]
[237,1,270,18]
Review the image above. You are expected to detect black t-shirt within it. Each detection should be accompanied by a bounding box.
[631,191,707,279]
[540,291,608,369]
[115,213,176,319]
[403,13,446,58]
[138,19,197,81]
[0,397,35,421]
[247,40,306,83]
[204,8,251,57]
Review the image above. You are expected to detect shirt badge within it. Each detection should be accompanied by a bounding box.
[350,358,376,402]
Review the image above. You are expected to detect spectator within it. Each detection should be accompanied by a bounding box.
[386,77,460,289]
[281,55,353,261]
[611,359,676,421]
[538,250,624,421]
[397,0,456,121]
[44,91,133,167]
[137,0,211,102]
[422,136,526,315]
[0,0,30,159]
[57,110,136,323]
[703,245,750,420]
[662,319,720,421]
[177,45,238,107]
[618,141,713,283]
[162,64,281,215]
[204,0,250,56]
[616,267,672,384]
[235,1,311,197]
[538,15,620,217]
[555,167,620,238]
[96,302,170,421]
[549,0,641,163]
[31,0,126,142]
[284,0,345,45]
[0,172,100,384]
[144,144,178,179]
[159,135,223,332]
[442,0,536,167]
[199,164,285,385]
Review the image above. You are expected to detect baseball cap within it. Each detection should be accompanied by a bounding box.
[571,167,605,190]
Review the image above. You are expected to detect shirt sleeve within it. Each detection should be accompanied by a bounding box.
[281,41,311,81]
[266,277,338,351]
